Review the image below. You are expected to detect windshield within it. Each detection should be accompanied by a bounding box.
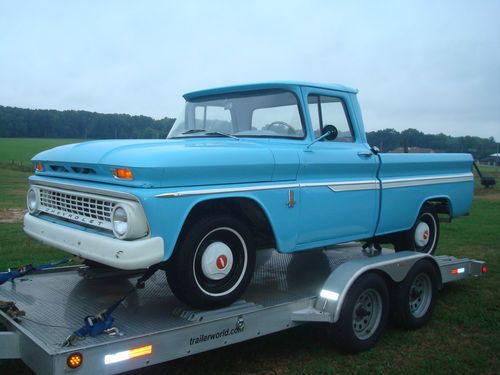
[167,90,305,139]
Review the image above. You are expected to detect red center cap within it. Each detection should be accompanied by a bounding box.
[216,255,228,270]
[423,230,429,240]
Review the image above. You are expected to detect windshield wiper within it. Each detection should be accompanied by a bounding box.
[205,132,239,140]
[181,129,206,134]
[180,129,239,140]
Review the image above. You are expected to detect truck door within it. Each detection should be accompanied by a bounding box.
[296,90,380,248]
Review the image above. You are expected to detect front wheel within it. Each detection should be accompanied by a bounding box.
[393,204,440,255]
[167,214,256,309]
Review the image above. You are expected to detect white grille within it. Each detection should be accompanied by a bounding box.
[38,187,117,230]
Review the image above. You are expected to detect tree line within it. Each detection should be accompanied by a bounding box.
[367,128,497,159]
[0,105,497,159]
[0,105,175,139]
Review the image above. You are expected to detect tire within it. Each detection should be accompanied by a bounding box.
[332,272,389,354]
[167,214,256,309]
[393,203,440,255]
[391,259,439,330]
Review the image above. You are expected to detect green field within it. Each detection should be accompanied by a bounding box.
[0,137,84,168]
[0,138,499,374]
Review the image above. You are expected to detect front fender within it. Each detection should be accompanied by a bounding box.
[141,186,301,261]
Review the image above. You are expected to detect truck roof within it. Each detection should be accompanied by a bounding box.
[183,81,358,100]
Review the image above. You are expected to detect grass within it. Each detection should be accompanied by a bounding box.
[0,139,499,374]
[0,137,84,168]
[0,169,31,210]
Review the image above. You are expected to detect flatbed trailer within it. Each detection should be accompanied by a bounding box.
[0,244,486,375]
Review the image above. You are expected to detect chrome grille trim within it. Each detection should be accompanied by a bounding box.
[29,176,139,202]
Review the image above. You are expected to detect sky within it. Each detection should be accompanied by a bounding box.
[1,0,499,140]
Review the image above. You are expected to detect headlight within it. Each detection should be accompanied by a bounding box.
[112,206,129,238]
[27,188,38,213]
[111,204,148,240]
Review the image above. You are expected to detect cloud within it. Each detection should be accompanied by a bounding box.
[0,0,499,140]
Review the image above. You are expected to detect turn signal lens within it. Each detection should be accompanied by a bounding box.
[67,352,83,369]
[35,162,44,172]
[114,168,133,180]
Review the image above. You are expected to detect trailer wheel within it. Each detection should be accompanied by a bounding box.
[333,273,389,353]
[393,204,440,255]
[392,259,438,330]
[167,214,256,309]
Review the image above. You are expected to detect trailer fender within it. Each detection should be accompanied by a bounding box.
[316,251,440,323]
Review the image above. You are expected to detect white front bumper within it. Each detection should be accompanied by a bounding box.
[23,213,164,270]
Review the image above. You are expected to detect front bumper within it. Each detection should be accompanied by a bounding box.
[23,213,164,270]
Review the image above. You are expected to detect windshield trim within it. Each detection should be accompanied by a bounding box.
[168,88,307,140]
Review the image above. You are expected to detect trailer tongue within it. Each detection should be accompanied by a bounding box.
[0,244,486,375]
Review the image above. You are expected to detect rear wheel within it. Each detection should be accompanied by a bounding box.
[332,272,389,353]
[167,214,256,309]
[393,204,440,254]
[391,259,439,330]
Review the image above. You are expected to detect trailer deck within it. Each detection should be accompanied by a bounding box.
[0,244,485,375]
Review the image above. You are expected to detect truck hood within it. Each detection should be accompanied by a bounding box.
[32,139,297,188]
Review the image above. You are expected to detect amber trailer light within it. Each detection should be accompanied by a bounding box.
[67,352,83,369]
[113,167,134,180]
[104,344,152,365]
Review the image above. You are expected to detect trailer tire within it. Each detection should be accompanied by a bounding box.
[393,203,440,255]
[167,214,256,309]
[391,259,438,330]
[332,272,389,354]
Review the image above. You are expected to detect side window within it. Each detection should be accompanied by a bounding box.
[307,95,354,142]
[194,105,233,133]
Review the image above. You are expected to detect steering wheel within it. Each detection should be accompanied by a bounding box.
[263,121,296,135]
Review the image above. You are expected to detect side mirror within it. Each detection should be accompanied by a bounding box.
[306,125,338,151]
[322,125,338,141]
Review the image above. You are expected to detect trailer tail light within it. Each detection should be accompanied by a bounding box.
[481,265,487,274]
[104,344,152,365]
[67,352,83,369]
[451,267,465,275]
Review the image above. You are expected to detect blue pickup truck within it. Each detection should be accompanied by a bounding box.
[23,82,474,308]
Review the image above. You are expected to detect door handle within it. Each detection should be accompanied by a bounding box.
[357,151,373,158]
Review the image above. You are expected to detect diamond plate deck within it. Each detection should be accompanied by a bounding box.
[0,243,383,355]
